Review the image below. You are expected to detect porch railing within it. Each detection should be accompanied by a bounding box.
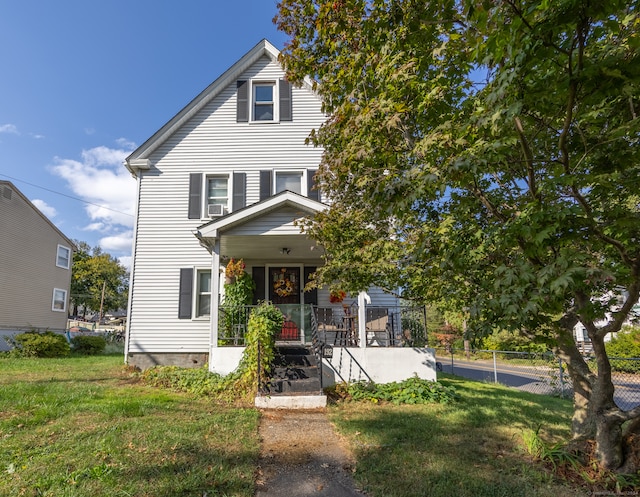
[218,304,427,348]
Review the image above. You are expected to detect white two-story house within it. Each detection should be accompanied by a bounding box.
[123,40,435,383]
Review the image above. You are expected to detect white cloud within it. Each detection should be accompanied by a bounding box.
[31,199,58,219]
[0,124,19,134]
[99,232,133,253]
[118,256,132,272]
[50,141,137,255]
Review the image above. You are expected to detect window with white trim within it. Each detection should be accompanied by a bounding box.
[56,244,71,269]
[206,175,229,216]
[275,171,304,195]
[253,82,275,121]
[196,270,211,317]
[52,288,67,312]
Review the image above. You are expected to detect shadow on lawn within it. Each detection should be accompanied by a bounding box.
[330,376,579,497]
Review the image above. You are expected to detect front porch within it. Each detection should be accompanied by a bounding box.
[211,303,438,386]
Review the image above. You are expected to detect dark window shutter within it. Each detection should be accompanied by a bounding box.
[259,170,272,201]
[304,267,318,305]
[279,79,292,121]
[237,80,248,122]
[252,266,266,305]
[307,169,319,201]
[178,268,193,319]
[232,172,246,211]
[188,173,202,219]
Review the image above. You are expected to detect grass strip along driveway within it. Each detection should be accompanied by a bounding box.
[0,355,259,497]
[1,356,587,496]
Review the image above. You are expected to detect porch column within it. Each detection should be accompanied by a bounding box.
[210,238,221,348]
[357,291,370,348]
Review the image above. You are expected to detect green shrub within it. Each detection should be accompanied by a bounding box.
[14,331,70,358]
[331,376,459,405]
[70,335,107,355]
[140,302,284,403]
[605,326,640,373]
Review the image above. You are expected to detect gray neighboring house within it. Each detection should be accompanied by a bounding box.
[0,181,74,344]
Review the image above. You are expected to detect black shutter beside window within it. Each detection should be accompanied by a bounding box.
[304,267,318,305]
[307,169,319,201]
[252,267,266,305]
[188,173,202,219]
[259,170,272,201]
[237,80,248,122]
[178,268,193,319]
[279,79,292,121]
[232,172,246,211]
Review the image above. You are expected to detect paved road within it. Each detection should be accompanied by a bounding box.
[436,355,640,411]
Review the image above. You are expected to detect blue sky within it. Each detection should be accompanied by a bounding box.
[0,1,289,269]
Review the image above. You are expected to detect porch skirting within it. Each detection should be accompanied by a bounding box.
[210,346,438,385]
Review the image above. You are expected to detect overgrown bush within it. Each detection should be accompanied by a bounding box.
[70,335,107,355]
[140,302,284,403]
[329,376,459,405]
[13,331,70,358]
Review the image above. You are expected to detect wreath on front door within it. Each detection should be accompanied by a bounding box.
[274,268,296,297]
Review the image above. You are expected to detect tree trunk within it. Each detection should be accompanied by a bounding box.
[555,324,637,472]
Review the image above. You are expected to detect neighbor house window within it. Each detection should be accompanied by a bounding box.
[196,270,211,317]
[52,288,67,312]
[206,175,229,216]
[275,171,303,195]
[253,83,275,121]
[56,245,71,269]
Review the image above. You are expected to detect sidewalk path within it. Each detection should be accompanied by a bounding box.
[255,409,367,497]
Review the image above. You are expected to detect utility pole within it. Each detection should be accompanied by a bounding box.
[99,280,106,322]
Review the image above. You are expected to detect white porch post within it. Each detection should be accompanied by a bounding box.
[210,238,221,349]
[357,291,370,348]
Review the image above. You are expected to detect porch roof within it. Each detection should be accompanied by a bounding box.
[194,191,327,262]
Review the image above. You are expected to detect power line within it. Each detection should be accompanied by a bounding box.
[0,172,134,217]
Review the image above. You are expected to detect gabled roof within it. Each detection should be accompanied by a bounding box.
[0,180,75,249]
[125,39,291,174]
[195,190,327,241]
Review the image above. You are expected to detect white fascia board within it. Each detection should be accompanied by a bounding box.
[197,192,327,239]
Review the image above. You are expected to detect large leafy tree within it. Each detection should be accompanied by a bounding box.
[276,0,640,472]
[70,241,129,319]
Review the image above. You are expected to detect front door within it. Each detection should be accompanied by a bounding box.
[269,267,302,341]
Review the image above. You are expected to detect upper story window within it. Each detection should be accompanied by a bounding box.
[56,245,71,269]
[188,172,246,220]
[206,176,229,217]
[237,79,292,123]
[253,83,274,121]
[275,171,303,195]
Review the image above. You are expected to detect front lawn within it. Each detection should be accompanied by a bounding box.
[0,355,259,497]
[329,374,587,497]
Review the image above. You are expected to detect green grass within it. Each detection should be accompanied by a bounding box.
[328,374,587,497]
[0,355,259,497]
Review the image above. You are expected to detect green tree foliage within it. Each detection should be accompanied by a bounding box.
[70,241,129,318]
[70,335,107,355]
[276,0,640,472]
[14,331,70,358]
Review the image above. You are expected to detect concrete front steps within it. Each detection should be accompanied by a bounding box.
[254,345,327,409]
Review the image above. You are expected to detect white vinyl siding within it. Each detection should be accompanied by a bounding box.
[127,56,325,353]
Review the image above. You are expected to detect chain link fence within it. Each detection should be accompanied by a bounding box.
[434,348,640,410]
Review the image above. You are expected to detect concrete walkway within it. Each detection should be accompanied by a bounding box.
[255,409,367,497]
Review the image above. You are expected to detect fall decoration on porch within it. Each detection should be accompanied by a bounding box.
[273,267,296,297]
[329,288,346,303]
[225,258,246,282]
